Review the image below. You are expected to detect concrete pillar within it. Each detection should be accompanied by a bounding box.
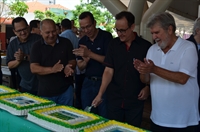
[127,0,147,33]
[100,0,127,16]
[198,5,200,17]
[1,24,6,32]
[140,0,173,43]
[127,0,146,24]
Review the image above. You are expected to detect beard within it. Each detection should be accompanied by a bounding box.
[155,34,169,50]
[159,41,167,49]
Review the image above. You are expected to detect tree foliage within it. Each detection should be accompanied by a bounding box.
[34,10,66,23]
[0,0,28,24]
[9,0,28,17]
[34,10,45,20]
[71,0,115,34]
[0,0,9,20]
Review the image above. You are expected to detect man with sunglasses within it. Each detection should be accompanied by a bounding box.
[92,11,152,127]
[6,17,41,95]
[73,11,113,118]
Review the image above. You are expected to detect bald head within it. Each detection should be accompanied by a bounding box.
[40,19,57,46]
[40,19,56,30]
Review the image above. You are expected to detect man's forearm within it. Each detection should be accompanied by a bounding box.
[98,67,114,96]
[89,52,105,63]
[7,60,21,69]
[30,63,53,75]
[77,60,87,71]
[153,66,189,84]
[140,74,150,84]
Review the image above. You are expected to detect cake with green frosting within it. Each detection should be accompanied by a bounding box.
[0,85,19,96]
[27,105,105,132]
[0,93,56,116]
[82,120,150,132]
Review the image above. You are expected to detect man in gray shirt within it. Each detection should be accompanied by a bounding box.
[6,17,41,95]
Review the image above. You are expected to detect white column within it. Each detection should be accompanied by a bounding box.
[127,0,147,33]
[140,0,173,43]
[100,0,127,16]
[198,5,200,17]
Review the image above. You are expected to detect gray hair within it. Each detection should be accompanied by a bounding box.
[147,12,176,32]
[192,18,200,35]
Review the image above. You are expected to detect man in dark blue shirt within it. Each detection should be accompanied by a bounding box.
[73,11,113,117]
[6,17,41,95]
[187,17,200,132]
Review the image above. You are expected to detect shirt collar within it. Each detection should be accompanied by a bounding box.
[43,38,59,45]
[85,28,101,42]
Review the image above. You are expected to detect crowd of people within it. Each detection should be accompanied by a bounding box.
[4,10,200,131]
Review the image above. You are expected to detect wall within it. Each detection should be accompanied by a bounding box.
[0,24,6,50]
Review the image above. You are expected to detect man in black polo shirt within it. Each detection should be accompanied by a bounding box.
[30,19,76,106]
[92,11,152,127]
[73,11,113,117]
[6,17,41,95]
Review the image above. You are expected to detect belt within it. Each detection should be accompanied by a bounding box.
[87,76,102,81]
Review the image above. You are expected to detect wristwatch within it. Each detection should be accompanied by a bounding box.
[23,55,28,61]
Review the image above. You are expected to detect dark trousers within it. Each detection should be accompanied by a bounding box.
[74,74,85,109]
[42,85,74,106]
[107,102,144,127]
[151,120,197,132]
[0,70,2,85]
[10,68,21,90]
[81,77,107,118]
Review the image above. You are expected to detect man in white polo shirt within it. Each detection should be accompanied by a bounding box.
[134,12,199,132]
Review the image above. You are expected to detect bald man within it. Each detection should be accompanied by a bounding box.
[30,19,76,106]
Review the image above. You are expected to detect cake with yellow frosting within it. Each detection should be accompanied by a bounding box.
[0,93,56,116]
[27,105,105,132]
[82,120,149,132]
[0,85,19,96]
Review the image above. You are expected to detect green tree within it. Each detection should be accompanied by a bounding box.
[71,0,115,34]
[0,0,28,24]
[9,0,28,17]
[34,10,66,23]
[34,10,45,20]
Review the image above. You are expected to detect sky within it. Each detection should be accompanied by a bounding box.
[55,0,86,10]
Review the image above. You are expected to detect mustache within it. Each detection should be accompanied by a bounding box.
[155,38,160,43]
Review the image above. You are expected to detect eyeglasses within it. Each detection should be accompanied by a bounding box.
[14,27,28,33]
[80,23,93,31]
[114,27,130,34]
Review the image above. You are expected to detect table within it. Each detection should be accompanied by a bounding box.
[0,109,50,132]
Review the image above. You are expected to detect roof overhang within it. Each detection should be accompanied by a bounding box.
[120,0,200,21]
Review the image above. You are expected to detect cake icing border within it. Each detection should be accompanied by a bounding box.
[0,93,56,115]
[27,105,105,132]
[0,85,19,96]
[82,120,149,132]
